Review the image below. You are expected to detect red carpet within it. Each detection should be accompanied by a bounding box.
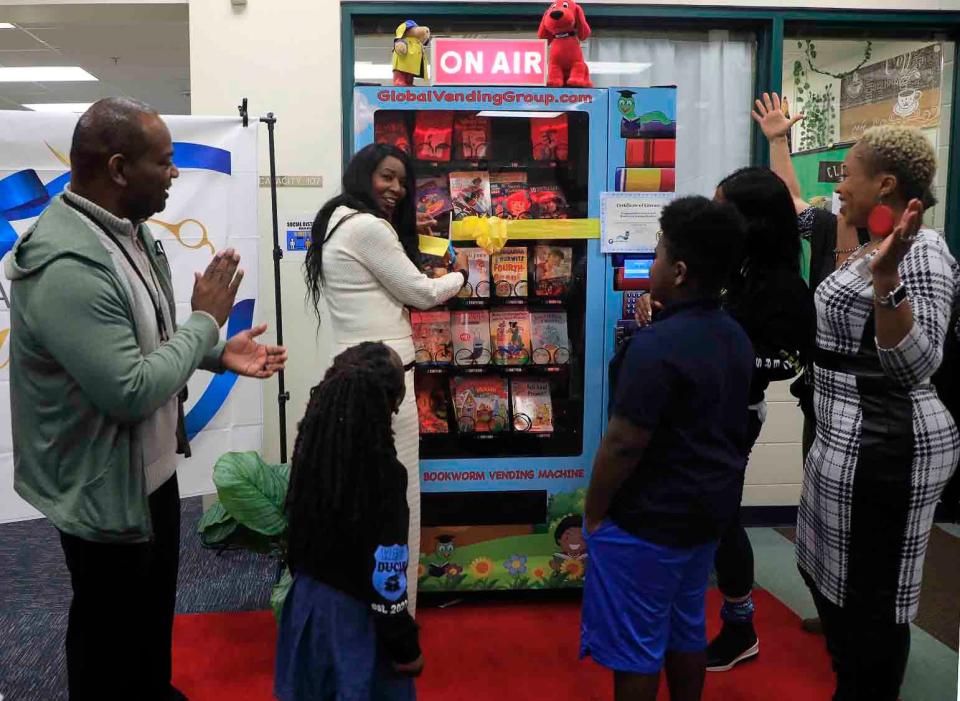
[172,589,834,700]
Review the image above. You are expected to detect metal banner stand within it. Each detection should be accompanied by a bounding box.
[239,98,289,464]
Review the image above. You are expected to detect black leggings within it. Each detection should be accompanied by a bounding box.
[714,409,764,600]
[800,568,910,701]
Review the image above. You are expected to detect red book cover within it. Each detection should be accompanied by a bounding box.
[451,375,509,433]
[491,172,532,220]
[374,111,411,154]
[414,111,454,162]
[625,138,676,168]
[529,184,569,220]
[534,245,572,296]
[511,379,554,433]
[454,114,492,160]
[490,309,532,366]
[530,114,569,161]
[412,311,453,365]
[415,374,450,434]
[416,176,453,219]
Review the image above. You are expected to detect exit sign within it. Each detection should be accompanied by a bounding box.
[432,38,547,87]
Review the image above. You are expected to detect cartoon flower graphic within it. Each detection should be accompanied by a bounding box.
[531,566,547,581]
[446,563,463,578]
[562,558,585,580]
[468,556,495,579]
[503,554,528,576]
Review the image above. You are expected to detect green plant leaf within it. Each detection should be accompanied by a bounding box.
[199,517,240,548]
[271,567,293,622]
[213,451,289,536]
[198,498,232,530]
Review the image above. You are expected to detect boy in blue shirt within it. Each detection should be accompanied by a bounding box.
[582,196,753,701]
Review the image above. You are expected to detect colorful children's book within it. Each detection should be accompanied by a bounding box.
[490,309,533,366]
[374,111,411,154]
[412,311,453,365]
[416,176,453,219]
[451,310,491,366]
[511,379,554,433]
[533,245,573,296]
[451,375,509,433]
[454,248,491,299]
[454,114,492,161]
[491,172,532,220]
[531,311,571,365]
[449,171,492,219]
[529,183,570,219]
[530,114,569,161]
[415,374,450,434]
[414,111,454,162]
[491,246,528,298]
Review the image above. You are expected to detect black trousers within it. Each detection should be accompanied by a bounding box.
[59,474,181,701]
[800,568,910,701]
[714,409,764,601]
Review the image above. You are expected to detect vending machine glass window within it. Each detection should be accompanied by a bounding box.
[372,108,593,459]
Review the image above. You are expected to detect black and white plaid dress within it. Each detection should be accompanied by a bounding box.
[797,226,960,623]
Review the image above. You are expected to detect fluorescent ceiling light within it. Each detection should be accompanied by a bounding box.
[355,62,393,80]
[23,103,93,113]
[0,67,98,83]
[586,61,652,75]
[0,23,16,29]
[476,111,562,119]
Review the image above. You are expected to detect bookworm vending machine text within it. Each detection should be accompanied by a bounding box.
[353,83,608,592]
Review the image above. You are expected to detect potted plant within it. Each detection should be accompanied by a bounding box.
[197,451,292,619]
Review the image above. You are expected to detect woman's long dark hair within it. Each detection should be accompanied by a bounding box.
[285,342,406,575]
[717,167,800,272]
[304,143,419,323]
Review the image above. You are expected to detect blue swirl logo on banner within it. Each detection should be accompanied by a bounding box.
[0,141,248,435]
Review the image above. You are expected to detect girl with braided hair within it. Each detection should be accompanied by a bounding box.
[275,342,422,701]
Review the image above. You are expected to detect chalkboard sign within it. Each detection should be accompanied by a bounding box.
[839,43,942,140]
[818,161,845,184]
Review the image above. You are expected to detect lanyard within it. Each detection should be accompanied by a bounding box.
[64,198,170,342]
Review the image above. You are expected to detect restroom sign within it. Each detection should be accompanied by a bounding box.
[432,38,547,86]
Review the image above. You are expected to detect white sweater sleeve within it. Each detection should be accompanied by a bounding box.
[349,216,464,310]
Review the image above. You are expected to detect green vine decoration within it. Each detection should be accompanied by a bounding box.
[792,60,837,151]
[798,39,873,81]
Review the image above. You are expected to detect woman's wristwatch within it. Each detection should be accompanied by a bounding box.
[875,281,908,308]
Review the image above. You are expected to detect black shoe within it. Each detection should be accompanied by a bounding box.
[706,622,759,672]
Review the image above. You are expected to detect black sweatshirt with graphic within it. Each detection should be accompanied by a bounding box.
[286,457,421,665]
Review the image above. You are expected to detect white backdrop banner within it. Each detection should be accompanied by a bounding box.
[0,112,261,522]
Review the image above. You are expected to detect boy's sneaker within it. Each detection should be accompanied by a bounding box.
[706,622,759,672]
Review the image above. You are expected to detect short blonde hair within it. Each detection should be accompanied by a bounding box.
[858,126,937,205]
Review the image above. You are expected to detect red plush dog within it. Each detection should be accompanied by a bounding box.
[538,0,592,88]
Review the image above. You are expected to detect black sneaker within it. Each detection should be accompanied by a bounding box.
[706,622,759,672]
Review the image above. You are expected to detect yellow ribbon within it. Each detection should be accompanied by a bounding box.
[418,234,450,257]
[460,215,508,255]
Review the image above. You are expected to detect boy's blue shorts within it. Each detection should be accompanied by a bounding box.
[580,520,717,675]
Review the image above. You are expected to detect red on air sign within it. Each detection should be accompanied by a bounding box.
[432,38,548,87]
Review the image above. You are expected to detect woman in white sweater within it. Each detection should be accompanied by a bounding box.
[305,143,466,614]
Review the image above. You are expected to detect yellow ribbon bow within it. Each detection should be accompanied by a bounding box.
[461,215,508,255]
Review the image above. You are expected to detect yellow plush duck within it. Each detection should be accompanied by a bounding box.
[392,20,431,86]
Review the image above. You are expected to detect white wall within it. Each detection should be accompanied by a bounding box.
[190,0,342,465]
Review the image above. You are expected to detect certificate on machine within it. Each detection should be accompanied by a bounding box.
[600,192,675,254]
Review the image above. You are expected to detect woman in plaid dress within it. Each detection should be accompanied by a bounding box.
[796,126,959,701]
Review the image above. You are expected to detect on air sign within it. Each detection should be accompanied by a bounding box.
[432,38,547,87]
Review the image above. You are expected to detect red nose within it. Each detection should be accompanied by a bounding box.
[550,10,563,19]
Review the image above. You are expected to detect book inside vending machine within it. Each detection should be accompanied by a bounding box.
[353,85,607,591]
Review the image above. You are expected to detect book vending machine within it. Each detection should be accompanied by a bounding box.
[353,85,607,591]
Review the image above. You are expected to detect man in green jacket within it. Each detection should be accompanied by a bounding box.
[7,98,287,700]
